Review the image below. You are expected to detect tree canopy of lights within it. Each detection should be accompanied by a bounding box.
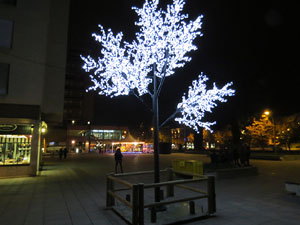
[81,0,235,132]
[175,74,235,132]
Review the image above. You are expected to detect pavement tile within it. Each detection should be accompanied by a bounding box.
[1,154,300,225]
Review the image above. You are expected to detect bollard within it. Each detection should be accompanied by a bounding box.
[189,201,195,215]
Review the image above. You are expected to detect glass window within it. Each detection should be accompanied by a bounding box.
[0,19,14,48]
[96,132,103,139]
[104,131,110,140]
[0,63,9,95]
[111,131,121,140]
[0,134,32,165]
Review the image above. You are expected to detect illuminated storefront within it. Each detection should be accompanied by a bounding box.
[112,142,145,153]
[0,134,32,165]
[67,125,154,153]
[67,125,130,152]
[0,124,33,165]
[0,118,43,177]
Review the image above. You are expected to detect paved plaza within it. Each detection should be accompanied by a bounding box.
[0,153,300,225]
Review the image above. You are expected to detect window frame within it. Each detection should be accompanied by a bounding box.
[0,18,14,49]
[0,63,10,96]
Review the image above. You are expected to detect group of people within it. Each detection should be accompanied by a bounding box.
[59,148,68,160]
[210,143,251,167]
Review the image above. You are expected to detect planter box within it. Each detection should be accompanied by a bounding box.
[206,166,258,179]
[285,182,300,196]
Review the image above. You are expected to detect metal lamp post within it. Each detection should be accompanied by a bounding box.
[87,121,91,152]
[264,110,276,151]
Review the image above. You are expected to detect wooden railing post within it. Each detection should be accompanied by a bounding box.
[106,174,115,207]
[151,207,156,223]
[189,201,195,215]
[138,184,144,225]
[207,176,216,214]
[132,184,139,225]
[166,167,174,197]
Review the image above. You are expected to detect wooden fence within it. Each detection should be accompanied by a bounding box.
[106,168,216,225]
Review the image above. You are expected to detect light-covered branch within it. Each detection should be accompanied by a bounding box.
[175,73,235,132]
[81,0,235,133]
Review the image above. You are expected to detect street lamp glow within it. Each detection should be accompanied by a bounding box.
[264,110,270,116]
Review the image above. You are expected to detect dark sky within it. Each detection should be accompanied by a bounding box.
[69,0,299,129]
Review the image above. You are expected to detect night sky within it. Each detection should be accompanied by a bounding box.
[69,0,299,129]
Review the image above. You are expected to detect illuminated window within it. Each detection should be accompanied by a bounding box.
[0,133,32,165]
[0,19,14,48]
[0,63,9,95]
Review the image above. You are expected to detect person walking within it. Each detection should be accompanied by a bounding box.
[59,148,63,160]
[63,148,68,159]
[114,148,123,173]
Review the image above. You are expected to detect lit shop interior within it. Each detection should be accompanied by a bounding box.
[112,142,148,153]
[68,128,153,153]
[0,134,32,165]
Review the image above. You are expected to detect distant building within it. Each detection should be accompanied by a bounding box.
[63,49,95,124]
[66,124,147,153]
[171,127,195,151]
[0,0,70,177]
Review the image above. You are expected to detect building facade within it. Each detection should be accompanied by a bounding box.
[0,0,69,177]
[66,124,147,153]
[63,49,95,124]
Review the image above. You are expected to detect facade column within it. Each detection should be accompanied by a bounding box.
[30,120,41,176]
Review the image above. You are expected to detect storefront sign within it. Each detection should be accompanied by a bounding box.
[0,124,17,131]
[0,124,32,134]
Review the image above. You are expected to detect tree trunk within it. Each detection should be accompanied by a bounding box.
[194,128,203,151]
[152,63,160,202]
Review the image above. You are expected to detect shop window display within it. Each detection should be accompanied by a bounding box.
[0,135,31,165]
[0,124,32,165]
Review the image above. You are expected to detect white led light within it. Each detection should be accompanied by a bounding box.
[81,0,203,97]
[81,0,235,132]
[175,74,235,132]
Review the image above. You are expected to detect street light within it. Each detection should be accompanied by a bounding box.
[263,110,276,151]
[87,121,91,152]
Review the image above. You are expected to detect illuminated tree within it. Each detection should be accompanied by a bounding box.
[81,0,234,201]
[245,118,273,150]
[213,128,233,148]
[276,114,300,150]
